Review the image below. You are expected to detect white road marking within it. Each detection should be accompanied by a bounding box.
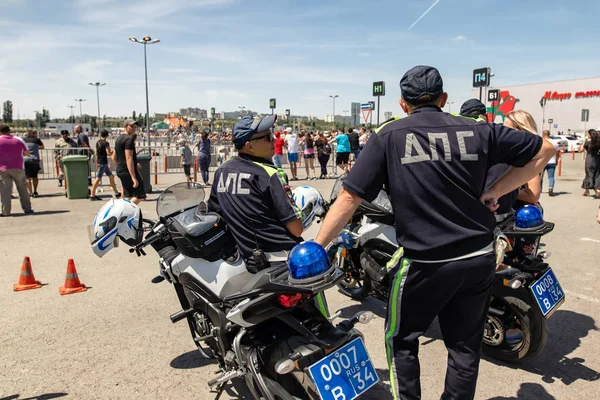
[564,289,600,303]
[580,237,600,243]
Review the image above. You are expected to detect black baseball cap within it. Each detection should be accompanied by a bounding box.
[233,115,277,149]
[400,65,444,105]
[460,99,487,117]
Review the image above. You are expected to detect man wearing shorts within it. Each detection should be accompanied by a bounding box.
[334,129,351,174]
[23,130,44,198]
[115,119,146,204]
[90,129,121,201]
[284,127,299,180]
[179,138,193,184]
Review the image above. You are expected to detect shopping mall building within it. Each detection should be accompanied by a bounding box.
[471,76,600,135]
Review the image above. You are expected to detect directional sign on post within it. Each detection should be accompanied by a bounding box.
[582,109,590,122]
[473,67,491,88]
[285,109,290,117]
[488,89,500,102]
[373,81,385,97]
[210,107,215,116]
[269,98,276,109]
[368,101,375,110]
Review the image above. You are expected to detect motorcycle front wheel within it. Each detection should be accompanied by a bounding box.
[483,287,547,363]
[327,245,370,300]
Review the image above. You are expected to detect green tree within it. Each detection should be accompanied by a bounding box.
[2,100,13,123]
[41,108,50,126]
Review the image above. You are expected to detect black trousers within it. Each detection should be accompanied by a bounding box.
[318,152,330,176]
[385,252,495,400]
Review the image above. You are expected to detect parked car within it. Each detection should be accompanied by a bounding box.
[548,135,568,151]
[556,135,583,152]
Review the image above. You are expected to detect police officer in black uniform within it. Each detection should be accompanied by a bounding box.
[459,98,487,120]
[208,115,329,316]
[315,66,555,400]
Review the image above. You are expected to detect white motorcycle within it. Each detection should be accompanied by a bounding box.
[90,182,379,400]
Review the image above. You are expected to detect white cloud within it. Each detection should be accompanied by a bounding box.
[453,35,467,41]
[357,52,370,57]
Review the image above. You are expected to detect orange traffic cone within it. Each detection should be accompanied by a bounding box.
[13,256,42,292]
[59,259,87,295]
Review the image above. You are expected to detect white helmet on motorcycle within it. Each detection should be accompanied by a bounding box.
[91,199,142,257]
[292,186,326,229]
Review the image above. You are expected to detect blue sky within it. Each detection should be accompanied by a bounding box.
[1,0,600,121]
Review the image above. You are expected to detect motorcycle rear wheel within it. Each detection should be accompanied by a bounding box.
[263,336,321,400]
[328,245,370,300]
[483,292,547,363]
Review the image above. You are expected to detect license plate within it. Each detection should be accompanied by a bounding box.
[530,268,565,317]
[308,337,378,400]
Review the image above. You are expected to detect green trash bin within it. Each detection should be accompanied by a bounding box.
[62,155,90,199]
[137,153,153,194]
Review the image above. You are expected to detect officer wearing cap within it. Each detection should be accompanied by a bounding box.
[208,115,329,316]
[315,65,555,399]
[460,98,487,119]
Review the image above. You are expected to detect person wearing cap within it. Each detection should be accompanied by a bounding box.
[75,124,94,185]
[314,65,556,399]
[208,115,329,317]
[0,123,33,216]
[460,98,487,120]
[54,129,78,187]
[179,138,193,184]
[272,131,285,168]
[283,127,299,180]
[90,129,121,201]
[114,119,145,204]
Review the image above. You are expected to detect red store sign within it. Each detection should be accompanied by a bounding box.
[544,90,600,101]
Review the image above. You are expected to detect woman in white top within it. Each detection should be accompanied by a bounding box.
[541,130,561,196]
[358,127,368,150]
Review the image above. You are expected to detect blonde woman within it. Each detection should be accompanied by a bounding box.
[503,110,542,206]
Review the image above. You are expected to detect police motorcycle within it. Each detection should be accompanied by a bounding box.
[90,182,379,400]
[327,176,565,363]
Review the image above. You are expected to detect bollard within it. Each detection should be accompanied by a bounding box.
[164,155,168,173]
[571,149,575,160]
[154,160,158,186]
[55,160,59,177]
[194,158,198,182]
[557,157,562,176]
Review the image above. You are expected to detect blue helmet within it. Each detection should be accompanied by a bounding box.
[514,205,544,230]
[287,241,333,284]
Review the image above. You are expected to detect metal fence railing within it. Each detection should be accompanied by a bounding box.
[36,143,343,181]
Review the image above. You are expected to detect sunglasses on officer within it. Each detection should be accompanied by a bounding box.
[250,130,274,143]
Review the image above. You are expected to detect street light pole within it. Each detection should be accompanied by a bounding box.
[343,109,348,131]
[239,106,246,116]
[329,95,339,123]
[74,99,86,122]
[67,106,76,123]
[89,82,106,132]
[130,36,160,149]
[447,101,455,114]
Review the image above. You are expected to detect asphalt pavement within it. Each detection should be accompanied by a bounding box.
[1,155,599,400]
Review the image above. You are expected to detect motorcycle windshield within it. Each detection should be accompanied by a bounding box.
[156,183,206,218]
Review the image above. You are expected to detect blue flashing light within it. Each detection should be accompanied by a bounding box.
[514,205,544,230]
[288,241,331,281]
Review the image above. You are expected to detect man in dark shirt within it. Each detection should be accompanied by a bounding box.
[346,128,360,163]
[23,130,44,197]
[90,130,121,201]
[315,66,555,400]
[115,119,145,204]
[461,99,518,220]
[208,115,328,316]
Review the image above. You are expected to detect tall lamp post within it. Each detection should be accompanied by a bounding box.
[238,106,246,116]
[343,109,349,131]
[129,36,160,149]
[89,82,106,132]
[74,99,86,122]
[67,105,76,123]
[329,95,339,123]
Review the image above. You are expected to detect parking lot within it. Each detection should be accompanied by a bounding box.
[1,156,599,400]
